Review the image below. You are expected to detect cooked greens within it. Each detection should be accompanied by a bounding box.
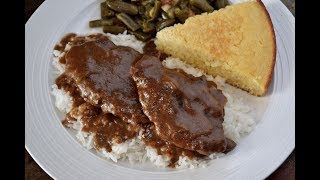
[89,0,228,41]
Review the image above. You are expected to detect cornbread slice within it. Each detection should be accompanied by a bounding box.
[155,0,276,96]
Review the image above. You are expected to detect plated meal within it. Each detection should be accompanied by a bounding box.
[50,0,275,168]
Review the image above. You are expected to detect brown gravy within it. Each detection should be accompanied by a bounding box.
[54,33,77,52]
[56,62,138,152]
[54,33,235,167]
[141,123,204,167]
[62,36,149,124]
[143,40,168,61]
[80,102,138,152]
[131,55,235,155]
[55,33,109,64]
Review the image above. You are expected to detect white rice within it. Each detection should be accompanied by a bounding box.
[50,32,257,168]
[105,31,145,53]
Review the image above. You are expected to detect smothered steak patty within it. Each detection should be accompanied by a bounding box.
[61,36,149,124]
[131,55,236,155]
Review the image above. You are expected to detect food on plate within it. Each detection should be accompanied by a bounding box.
[155,0,276,96]
[72,102,139,152]
[56,34,149,124]
[53,33,238,167]
[50,0,274,169]
[143,40,168,60]
[51,32,256,168]
[131,55,235,155]
[52,32,253,168]
[88,0,228,41]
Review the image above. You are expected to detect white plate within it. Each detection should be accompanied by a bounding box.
[25,0,295,179]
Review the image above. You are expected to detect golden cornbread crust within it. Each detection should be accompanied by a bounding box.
[155,0,276,96]
[256,0,276,96]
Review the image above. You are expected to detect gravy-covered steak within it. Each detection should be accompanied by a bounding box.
[60,36,149,124]
[131,55,236,155]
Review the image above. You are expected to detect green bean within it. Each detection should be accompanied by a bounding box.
[89,0,217,41]
[178,0,189,9]
[138,6,146,16]
[142,21,155,33]
[116,13,140,31]
[108,17,125,26]
[141,0,155,6]
[133,16,143,27]
[89,19,113,28]
[128,30,152,41]
[189,5,202,15]
[106,0,139,15]
[161,11,170,19]
[101,2,115,19]
[166,8,175,19]
[156,19,176,31]
[174,8,190,23]
[103,25,126,34]
[144,4,154,19]
[172,0,181,6]
[190,0,214,12]
[89,20,103,28]
[101,19,114,26]
[133,16,144,28]
[214,0,227,9]
[148,0,162,21]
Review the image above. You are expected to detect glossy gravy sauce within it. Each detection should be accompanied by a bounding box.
[54,34,234,167]
[131,55,235,155]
